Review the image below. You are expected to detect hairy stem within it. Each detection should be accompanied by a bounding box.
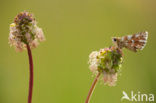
[85,72,101,103]
[26,44,34,103]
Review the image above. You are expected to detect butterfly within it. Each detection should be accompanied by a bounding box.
[112,31,148,52]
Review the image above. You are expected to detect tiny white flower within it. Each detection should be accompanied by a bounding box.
[88,51,99,73]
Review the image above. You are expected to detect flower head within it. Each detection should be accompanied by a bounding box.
[88,46,123,86]
[9,11,45,51]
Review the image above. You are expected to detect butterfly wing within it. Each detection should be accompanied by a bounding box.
[121,31,148,52]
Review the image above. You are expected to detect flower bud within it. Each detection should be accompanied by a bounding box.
[88,47,123,86]
[9,11,45,51]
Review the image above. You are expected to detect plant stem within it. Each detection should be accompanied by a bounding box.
[85,72,101,103]
[26,44,34,103]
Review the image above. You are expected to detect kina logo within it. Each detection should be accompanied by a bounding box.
[121,91,154,102]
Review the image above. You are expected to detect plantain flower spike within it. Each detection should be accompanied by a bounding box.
[9,11,45,51]
[88,46,123,86]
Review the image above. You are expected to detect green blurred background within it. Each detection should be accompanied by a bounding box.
[0,0,156,103]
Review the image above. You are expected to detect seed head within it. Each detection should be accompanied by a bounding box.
[88,47,123,86]
[9,11,45,51]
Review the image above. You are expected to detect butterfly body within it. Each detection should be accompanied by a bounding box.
[112,31,148,52]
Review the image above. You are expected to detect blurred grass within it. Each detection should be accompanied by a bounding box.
[0,0,156,103]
